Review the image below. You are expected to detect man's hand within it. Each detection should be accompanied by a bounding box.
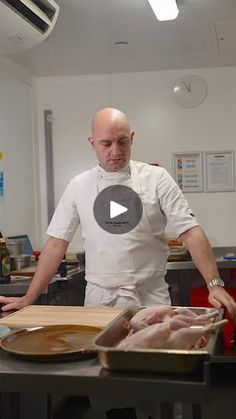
[208,287,236,322]
[0,295,30,312]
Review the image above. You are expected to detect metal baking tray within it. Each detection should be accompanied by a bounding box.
[94,306,223,374]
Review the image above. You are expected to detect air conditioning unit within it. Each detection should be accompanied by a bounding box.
[0,0,60,54]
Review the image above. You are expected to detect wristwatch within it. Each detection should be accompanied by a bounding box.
[207,278,225,288]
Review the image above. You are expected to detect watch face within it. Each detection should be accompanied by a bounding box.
[173,75,207,108]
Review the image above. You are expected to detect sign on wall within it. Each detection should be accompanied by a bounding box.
[172,152,203,192]
[173,150,235,193]
[205,151,235,192]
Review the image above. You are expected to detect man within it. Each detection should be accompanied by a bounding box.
[0,107,236,319]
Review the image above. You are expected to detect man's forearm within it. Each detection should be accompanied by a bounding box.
[180,226,220,284]
[25,237,69,304]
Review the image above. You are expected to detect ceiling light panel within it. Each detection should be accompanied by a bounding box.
[148,0,179,21]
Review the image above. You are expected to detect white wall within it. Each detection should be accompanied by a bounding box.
[0,67,37,247]
[34,67,236,250]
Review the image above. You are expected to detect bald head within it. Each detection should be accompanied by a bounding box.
[89,108,134,172]
[92,108,130,137]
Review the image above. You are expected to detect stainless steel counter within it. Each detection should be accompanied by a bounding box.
[167,259,236,271]
[0,268,81,294]
[0,348,205,419]
[0,268,86,305]
[0,277,57,295]
[0,330,235,419]
[1,253,236,308]
[167,245,236,269]
[167,258,236,270]
[2,260,235,292]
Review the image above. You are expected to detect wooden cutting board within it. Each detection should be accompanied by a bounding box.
[10,266,37,276]
[10,276,32,281]
[10,265,79,277]
[0,305,123,329]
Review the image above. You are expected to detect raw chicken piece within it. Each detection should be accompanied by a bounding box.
[129,305,173,332]
[172,313,215,327]
[172,314,196,326]
[193,336,208,349]
[173,307,219,326]
[163,319,227,350]
[191,310,219,326]
[164,327,207,350]
[166,317,189,331]
[127,317,187,343]
[173,307,198,318]
[118,322,171,350]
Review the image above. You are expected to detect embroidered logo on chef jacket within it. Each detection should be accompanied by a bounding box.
[93,185,143,234]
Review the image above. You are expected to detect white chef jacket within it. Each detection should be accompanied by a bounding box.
[47,160,198,306]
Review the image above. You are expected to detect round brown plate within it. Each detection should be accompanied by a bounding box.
[1,324,102,361]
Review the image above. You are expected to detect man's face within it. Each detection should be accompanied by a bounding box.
[89,124,134,172]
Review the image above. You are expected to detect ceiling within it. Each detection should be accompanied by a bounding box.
[6,0,236,77]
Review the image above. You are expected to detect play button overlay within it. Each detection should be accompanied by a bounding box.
[93,185,143,234]
[110,201,128,218]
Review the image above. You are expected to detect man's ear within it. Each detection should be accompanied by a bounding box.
[130,131,135,145]
[88,136,95,149]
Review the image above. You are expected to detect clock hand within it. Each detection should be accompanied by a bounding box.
[183,81,191,93]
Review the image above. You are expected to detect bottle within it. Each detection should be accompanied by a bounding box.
[58,255,67,278]
[0,233,11,284]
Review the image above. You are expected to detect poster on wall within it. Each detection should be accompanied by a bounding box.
[0,171,4,202]
[172,152,203,192]
[205,151,235,192]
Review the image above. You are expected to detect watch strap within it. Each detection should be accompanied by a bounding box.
[207,278,225,288]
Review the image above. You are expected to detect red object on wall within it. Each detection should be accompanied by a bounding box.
[33,250,41,261]
[229,268,236,281]
[191,286,211,308]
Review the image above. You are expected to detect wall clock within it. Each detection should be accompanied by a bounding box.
[173,75,207,108]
